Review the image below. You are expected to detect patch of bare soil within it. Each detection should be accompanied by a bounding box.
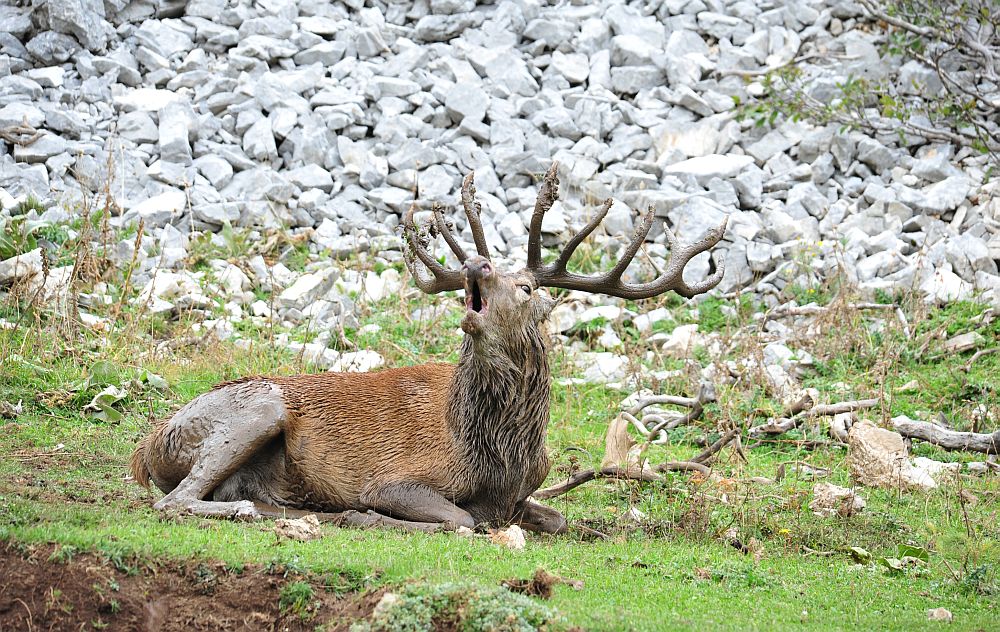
[0,541,379,631]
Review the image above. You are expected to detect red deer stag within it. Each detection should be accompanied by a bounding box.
[131,163,727,534]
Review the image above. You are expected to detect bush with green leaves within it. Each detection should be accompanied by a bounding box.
[741,0,1000,173]
[351,583,562,632]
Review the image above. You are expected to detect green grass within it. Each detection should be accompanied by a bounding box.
[1,266,998,629]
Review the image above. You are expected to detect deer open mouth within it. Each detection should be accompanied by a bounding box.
[465,280,487,314]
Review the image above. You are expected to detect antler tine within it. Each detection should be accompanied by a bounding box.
[402,204,464,294]
[528,194,729,300]
[605,205,656,282]
[460,172,491,259]
[658,218,729,298]
[551,198,612,272]
[526,162,560,270]
[432,202,467,263]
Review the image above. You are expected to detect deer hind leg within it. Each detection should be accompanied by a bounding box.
[359,481,476,530]
[513,499,568,534]
[149,381,288,520]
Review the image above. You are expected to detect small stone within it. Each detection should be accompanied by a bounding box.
[328,350,385,373]
[662,154,754,184]
[490,524,526,550]
[273,514,322,541]
[809,483,865,518]
[0,249,43,286]
[926,608,952,622]
[278,269,339,309]
[12,134,67,163]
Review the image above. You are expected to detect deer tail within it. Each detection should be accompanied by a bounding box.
[130,437,152,489]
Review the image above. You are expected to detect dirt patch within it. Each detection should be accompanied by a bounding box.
[0,541,378,631]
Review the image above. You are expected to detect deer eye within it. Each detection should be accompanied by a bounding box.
[519,284,532,294]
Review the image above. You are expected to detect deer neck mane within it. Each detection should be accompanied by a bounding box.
[446,323,551,463]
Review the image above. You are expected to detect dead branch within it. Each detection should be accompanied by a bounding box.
[690,428,740,464]
[657,461,711,476]
[532,459,711,500]
[629,382,715,441]
[748,398,879,439]
[962,347,999,373]
[892,418,1000,454]
[532,466,660,500]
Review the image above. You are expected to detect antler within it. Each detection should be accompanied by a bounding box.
[401,173,493,294]
[524,163,728,300]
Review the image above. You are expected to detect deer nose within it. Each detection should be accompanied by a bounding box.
[462,256,492,281]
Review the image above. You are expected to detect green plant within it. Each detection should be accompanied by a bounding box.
[279,581,316,619]
[351,583,561,632]
[739,0,1000,171]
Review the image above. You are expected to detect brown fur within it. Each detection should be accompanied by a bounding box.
[130,260,560,528]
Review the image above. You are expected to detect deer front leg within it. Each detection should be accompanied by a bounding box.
[359,481,476,530]
[513,498,568,534]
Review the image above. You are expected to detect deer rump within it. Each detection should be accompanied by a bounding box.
[131,163,727,535]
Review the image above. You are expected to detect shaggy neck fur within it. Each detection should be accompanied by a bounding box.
[446,322,550,519]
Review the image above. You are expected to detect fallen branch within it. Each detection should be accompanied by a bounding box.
[762,302,909,333]
[532,466,659,500]
[532,460,711,500]
[627,382,715,442]
[892,417,1000,455]
[748,398,879,439]
[962,347,999,373]
[690,428,740,464]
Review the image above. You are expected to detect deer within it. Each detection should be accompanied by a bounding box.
[130,163,728,534]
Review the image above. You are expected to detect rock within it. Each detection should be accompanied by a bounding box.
[490,524,526,550]
[287,164,335,192]
[633,308,672,333]
[926,608,952,623]
[12,134,67,163]
[273,514,322,541]
[328,350,385,373]
[809,483,865,518]
[662,154,754,184]
[551,51,589,84]
[856,137,894,173]
[847,420,937,491]
[127,190,187,228]
[445,83,489,122]
[0,249,44,286]
[916,176,970,214]
[920,266,973,304]
[158,101,194,165]
[574,352,629,383]
[661,324,703,358]
[47,0,114,52]
[0,103,44,128]
[243,117,278,163]
[278,269,339,309]
[911,456,960,484]
[745,130,794,164]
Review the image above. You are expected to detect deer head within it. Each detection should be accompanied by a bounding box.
[402,163,729,347]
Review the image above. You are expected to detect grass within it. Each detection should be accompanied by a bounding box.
[1,232,998,629]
